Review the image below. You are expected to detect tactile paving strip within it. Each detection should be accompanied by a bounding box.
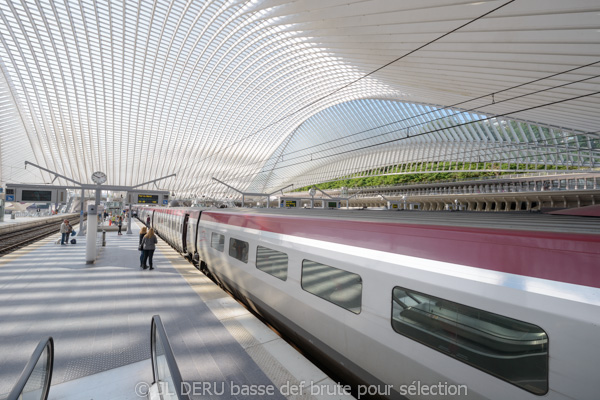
[61,341,149,383]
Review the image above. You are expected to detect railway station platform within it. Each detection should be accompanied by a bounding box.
[0,220,352,399]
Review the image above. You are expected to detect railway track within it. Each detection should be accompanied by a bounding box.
[0,215,85,256]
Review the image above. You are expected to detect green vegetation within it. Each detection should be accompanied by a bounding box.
[294,171,493,192]
[293,162,578,192]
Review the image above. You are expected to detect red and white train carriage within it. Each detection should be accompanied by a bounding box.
[136,206,600,400]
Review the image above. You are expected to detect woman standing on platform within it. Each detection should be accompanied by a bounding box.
[141,228,158,270]
[138,226,147,268]
[60,219,70,245]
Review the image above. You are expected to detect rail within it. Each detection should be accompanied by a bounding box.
[4,337,53,400]
[150,315,190,400]
[0,215,83,255]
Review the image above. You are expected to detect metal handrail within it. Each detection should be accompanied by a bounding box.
[6,337,53,400]
[151,315,190,400]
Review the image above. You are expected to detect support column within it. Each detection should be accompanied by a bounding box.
[78,188,85,236]
[126,203,133,234]
[86,203,98,264]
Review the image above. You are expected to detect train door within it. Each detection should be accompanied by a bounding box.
[182,214,189,254]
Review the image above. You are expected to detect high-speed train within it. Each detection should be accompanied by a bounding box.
[136,206,600,400]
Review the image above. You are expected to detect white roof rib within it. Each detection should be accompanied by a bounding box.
[0,0,597,198]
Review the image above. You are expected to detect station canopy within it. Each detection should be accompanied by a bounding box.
[0,0,598,198]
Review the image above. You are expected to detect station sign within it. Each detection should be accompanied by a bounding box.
[126,191,169,205]
[279,197,343,209]
[4,186,67,203]
[326,200,340,209]
[138,194,159,204]
[388,201,402,210]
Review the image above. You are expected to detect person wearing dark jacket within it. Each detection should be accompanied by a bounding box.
[141,228,158,270]
[138,226,147,268]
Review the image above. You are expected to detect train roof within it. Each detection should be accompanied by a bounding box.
[199,207,600,288]
[200,208,600,236]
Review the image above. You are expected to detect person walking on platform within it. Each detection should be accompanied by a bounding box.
[141,228,158,270]
[146,215,151,227]
[117,216,123,235]
[138,226,148,268]
[60,219,70,245]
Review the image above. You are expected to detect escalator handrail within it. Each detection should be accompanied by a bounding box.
[7,337,53,400]
[151,315,190,400]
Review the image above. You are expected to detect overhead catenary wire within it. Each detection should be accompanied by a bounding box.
[179,0,518,171]
[268,129,600,187]
[243,130,600,191]
[256,73,600,171]
[210,68,600,178]
[224,90,600,183]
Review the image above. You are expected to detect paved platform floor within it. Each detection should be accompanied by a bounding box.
[0,220,350,399]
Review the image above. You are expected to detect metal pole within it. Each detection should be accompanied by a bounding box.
[77,188,85,236]
[131,173,176,189]
[24,161,83,186]
[126,203,132,234]
[314,187,333,198]
[85,204,98,264]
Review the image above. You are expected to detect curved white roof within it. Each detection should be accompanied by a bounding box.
[0,0,598,197]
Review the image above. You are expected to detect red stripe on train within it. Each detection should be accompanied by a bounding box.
[202,211,600,288]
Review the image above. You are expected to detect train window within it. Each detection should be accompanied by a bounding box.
[210,232,224,252]
[256,246,288,281]
[391,287,548,395]
[229,238,249,263]
[301,260,362,314]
